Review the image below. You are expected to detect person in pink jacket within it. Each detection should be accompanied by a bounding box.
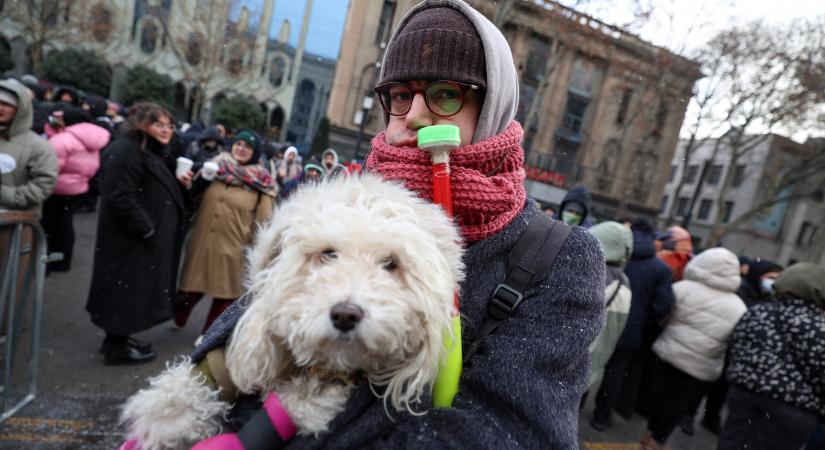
[41,109,110,272]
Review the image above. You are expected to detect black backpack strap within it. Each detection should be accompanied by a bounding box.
[463,214,571,365]
[604,273,625,309]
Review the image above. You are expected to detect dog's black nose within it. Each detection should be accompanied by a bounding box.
[330,303,363,332]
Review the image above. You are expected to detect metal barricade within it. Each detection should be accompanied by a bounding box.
[0,211,47,423]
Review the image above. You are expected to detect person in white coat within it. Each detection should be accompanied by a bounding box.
[641,247,747,450]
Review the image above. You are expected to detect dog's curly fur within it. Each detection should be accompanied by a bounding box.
[120,174,464,449]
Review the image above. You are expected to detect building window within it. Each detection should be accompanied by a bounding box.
[139,20,159,53]
[269,57,286,87]
[697,199,713,220]
[654,99,668,133]
[796,222,819,246]
[731,164,746,187]
[676,197,691,217]
[660,196,669,214]
[685,165,699,183]
[616,88,633,125]
[706,164,724,185]
[90,3,113,42]
[669,165,677,182]
[723,201,735,223]
[559,93,589,141]
[375,0,396,45]
[524,34,551,82]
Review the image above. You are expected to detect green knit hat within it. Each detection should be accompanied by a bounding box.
[774,263,825,309]
[589,221,633,265]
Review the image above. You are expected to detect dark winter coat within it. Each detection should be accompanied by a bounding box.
[616,227,675,350]
[86,130,186,335]
[185,126,224,172]
[736,259,782,308]
[726,297,825,417]
[192,199,606,449]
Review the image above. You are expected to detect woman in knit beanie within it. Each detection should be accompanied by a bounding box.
[189,1,604,447]
[175,129,276,337]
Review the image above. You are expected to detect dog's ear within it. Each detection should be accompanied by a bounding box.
[246,214,287,287]
[225,299,291,394]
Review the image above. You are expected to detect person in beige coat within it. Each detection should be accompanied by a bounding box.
[642,247,747,450]
[174,130,276,333]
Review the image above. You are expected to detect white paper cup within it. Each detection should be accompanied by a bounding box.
[176,157,194,178]
[201,161,219,180]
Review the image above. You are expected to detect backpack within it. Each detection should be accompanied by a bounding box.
[463,213,571,364]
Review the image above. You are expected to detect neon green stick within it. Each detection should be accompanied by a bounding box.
[419,125,462,408]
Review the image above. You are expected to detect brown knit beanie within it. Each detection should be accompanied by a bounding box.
[378,6,486,89]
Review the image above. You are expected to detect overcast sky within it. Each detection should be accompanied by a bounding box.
[558,0,825,54]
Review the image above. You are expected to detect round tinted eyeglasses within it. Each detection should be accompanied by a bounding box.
[374,80,480,118]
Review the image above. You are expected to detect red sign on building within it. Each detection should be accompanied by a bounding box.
[524,165,565,187]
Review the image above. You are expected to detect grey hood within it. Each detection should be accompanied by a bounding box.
[0,79,33,138]
[380,0,519,143]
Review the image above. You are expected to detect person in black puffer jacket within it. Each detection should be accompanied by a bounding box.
[720,263,825,450]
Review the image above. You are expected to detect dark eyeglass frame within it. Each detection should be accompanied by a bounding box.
[373,80,480,118]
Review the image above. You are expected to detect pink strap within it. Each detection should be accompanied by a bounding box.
[118,440,142,450]
[262,392,297,441]
[190,433,245,450]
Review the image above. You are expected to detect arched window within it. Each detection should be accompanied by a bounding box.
[225,41,245,75]
[186,34,203,66]
[90,3,114,42]
[268,56,287,87]
[139,19,159,53]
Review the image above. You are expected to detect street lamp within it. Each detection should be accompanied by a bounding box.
[354,95,375,159]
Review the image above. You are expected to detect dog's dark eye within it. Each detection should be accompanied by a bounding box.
[320,249,337,263]
[382,255,398,271]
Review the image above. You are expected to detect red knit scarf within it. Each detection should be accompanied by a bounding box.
[366,121,526,242]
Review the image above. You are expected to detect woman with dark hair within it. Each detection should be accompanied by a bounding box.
[173,130,276,336]
[86,102,188,365]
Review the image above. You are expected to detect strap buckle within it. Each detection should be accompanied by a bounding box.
[489,283,524,320]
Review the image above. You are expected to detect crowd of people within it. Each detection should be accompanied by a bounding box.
[0,0,823,448]
[0,76,360,365]
[555,183,825,449]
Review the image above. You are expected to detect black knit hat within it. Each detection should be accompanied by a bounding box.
[378,6,486,89]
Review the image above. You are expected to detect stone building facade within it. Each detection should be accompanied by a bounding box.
[660,135,825,265]
[0,0,320,140]
[325,0,701,218]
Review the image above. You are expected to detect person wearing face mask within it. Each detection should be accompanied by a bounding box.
[556,186,594,227]
[185,125,224,173]
[736,258,783,308]
[86,102,189,365]
[174,130,276,336]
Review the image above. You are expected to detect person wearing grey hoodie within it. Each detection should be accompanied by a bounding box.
[0,78,58,216]
[184,1,605,449]
[587,222,633,390]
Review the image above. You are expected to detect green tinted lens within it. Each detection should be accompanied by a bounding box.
[426,83,463,115]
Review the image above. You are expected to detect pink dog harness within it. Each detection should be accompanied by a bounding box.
[119,392,296,450]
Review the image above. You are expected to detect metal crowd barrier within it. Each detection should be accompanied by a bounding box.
[0,211,47,423]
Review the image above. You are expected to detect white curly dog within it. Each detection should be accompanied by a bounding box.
[119,174,464,450]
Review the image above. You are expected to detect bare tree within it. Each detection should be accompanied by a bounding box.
[4,0,98,74]
[683,18,825,247]
[156,0,263,122]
